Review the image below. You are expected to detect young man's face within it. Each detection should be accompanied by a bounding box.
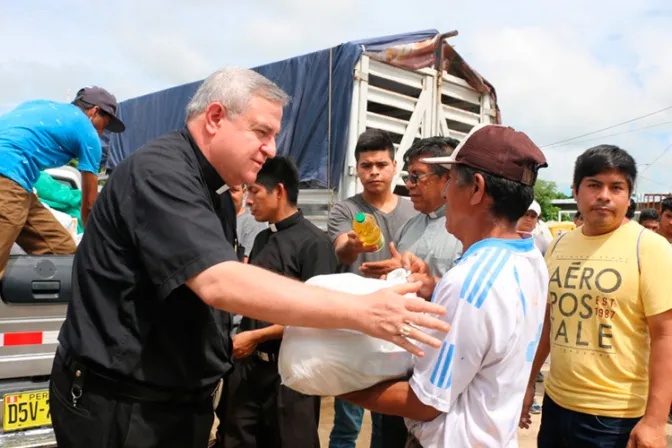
[517,210,539,233]
[246,182,279,223]
[356,150,396,195]
[659,209,672,239]
[85,107,112,138]
[641,219,660,232]
[574,169,630,235]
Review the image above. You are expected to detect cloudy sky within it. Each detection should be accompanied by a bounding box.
[2,0,671,195]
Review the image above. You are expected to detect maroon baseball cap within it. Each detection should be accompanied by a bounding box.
[74,86,125,133]
[421,124,547,186]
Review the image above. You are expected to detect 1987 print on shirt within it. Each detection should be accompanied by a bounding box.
[548,254,628,354]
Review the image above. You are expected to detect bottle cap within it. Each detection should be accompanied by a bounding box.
[355,212,366,223]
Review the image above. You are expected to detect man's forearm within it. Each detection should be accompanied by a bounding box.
[80,205,92,225]
[335,243,358,266]
[340,380,440,422]
[190,261,362,330]
[527,340,549,388]
[80,171,98,226]
[253,325,285,343]
[527,309,551,388]
[644,333,672,423]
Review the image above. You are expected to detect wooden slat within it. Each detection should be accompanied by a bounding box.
[368,85,417,112]
[441,104,481,126]
[442,72,473,89]
[366,112,420,137]
[298,189,333,205]
[441,81,481,106]
[369,59,424,89]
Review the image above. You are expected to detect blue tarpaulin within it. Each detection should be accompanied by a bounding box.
[107,30,439,190]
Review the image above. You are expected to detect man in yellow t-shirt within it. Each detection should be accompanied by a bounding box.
[519,145,672,447]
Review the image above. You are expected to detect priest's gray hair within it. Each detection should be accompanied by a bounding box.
[186,67,289,121]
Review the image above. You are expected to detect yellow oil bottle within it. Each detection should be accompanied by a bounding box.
[352,212,385,252]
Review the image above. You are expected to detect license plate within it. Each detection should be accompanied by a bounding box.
[2,390,51,432]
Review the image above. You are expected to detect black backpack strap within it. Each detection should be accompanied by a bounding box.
[548,231,569,258]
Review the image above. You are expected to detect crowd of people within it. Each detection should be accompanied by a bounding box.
[0,66,670,448]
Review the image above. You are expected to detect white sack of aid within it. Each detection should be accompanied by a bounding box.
[278,269,416,396]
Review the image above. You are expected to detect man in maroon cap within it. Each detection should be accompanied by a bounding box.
[340,123,550,447]
[0,86,125,276]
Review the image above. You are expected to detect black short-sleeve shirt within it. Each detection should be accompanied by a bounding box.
[240,210,338,353]
[58,129,239,390]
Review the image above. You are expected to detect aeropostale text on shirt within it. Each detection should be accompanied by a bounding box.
[548,261,622,352]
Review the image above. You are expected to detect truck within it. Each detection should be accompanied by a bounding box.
[0,168,78,447]
[0,29,499,446]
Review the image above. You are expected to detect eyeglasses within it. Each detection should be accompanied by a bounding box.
[401,172,435,185]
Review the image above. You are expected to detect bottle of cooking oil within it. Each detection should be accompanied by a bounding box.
[352,212,385,252]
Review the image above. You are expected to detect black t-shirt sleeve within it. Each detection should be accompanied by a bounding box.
[299,236,339,281]
[126,167,238,300]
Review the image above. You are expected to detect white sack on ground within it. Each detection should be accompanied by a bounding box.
[278,270,415,396]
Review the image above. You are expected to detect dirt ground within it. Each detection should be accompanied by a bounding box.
[317,395,539,447]
[317,366,672,447]
[317,386,540,447]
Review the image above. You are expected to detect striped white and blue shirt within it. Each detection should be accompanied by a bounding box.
[407,236,548,448]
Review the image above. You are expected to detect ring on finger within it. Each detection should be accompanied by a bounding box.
[399,324,413,337]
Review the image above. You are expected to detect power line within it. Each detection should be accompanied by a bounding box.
[640,142,672,175]
[638,174,672,191]
[543,120,672,149]
[541,104,672,148]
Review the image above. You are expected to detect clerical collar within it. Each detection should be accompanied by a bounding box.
[269,210,303,233]
[428,204,446,219]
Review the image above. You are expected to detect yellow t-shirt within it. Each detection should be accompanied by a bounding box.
[544,220,672,417]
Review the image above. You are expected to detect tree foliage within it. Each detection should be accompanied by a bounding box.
[534,179,571,222]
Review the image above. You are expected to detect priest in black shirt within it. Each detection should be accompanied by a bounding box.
[221,156,337,447]
[48,68,450,448]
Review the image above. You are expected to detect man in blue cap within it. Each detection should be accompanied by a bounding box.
[0,86,125,276]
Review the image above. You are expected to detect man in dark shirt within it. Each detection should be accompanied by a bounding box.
[222,156,337,447]
[49,67,449,448]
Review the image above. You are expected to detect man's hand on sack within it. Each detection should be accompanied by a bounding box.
[359,281,450,357]
[232,331,259,359]
[402,253,437,301]
[359,242,402,278]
